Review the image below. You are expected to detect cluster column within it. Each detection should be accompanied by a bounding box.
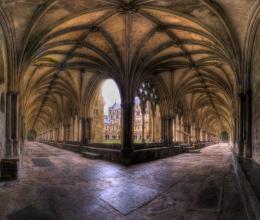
[5,92,19,157]
[244,90,252,158]
[80,117,91,145]
[121,101,133,157]
[162,116,173,144]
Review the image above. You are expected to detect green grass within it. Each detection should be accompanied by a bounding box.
[103,140,121,144]
[102,140,144,144]
[134,140,142,144]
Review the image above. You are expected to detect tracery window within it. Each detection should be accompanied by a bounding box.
[137,82,158,106]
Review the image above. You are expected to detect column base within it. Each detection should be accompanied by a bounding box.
[1,158,19,181]
[121,149,133,165]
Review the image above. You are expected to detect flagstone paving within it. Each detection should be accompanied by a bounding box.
[0,142,246,220]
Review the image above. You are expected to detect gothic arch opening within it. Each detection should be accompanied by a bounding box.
[90,79,122,144]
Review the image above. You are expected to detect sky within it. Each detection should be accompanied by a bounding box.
[101,79,121,114]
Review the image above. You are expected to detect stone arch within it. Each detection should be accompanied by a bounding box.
[86,77,122,144]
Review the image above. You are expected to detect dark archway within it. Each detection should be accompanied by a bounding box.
[27,130,37,141]
[220,131,229,143]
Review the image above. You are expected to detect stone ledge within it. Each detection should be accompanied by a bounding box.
[38,141,214,165]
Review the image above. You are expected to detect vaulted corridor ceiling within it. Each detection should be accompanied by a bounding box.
[15,0,238,137]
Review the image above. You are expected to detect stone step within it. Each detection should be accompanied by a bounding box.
[81,151,101,160]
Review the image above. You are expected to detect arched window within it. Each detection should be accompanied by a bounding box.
[134,81,160,143]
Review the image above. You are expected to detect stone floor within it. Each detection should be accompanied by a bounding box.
[0,142,247,220]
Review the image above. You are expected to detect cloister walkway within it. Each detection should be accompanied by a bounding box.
[0,142,246,220]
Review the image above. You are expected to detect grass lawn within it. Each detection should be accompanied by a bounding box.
[134,140,142,144]
[103,140,121,144]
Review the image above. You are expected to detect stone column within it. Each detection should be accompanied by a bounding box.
[141,104,145,143]
[187,125,191,144]
[80,118,86,145]
[176,116,180,142]
[245,90,252,158]
[183,125,187,143]
[162,117,173,144]
[238,93,244,157]
[5,92,19,157]
[12,93,19,156]
[121,102,133,157]
[173,117,176,143]
[62,124,66,142]
[5,92,13,157]
[180,118,184,142]
[168,117,173,144]
[80,117,91,145]
[60,124,64,141]
[152,111,156,143]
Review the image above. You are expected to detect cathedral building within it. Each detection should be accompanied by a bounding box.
[104,102,121,141]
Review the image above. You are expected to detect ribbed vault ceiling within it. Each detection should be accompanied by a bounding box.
[15,0,238,136]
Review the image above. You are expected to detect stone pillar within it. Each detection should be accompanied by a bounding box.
[80,118,86,145]
[121,102,133,157]
[245,90,252,158]
[5,92,12,157]
[78,117,81,142]
[12,93,19,156]
[168,117,173,144]
[183,125,187,143]
[141,104,145,143]
[63,124,66,142]
[162,117,173,144]
[196,127,200,142]
[191,124,195,142]
[2,92,20,180]
[80,117,91,145]
[238,93,244,157]
[5,92,19,157]
[152,111,156,143]
[187,125,191,143]
[56,127,59,142]
[74,116,79,142]
[173,117,177,143]
[180,118,184,142]
[176,116,180,142]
